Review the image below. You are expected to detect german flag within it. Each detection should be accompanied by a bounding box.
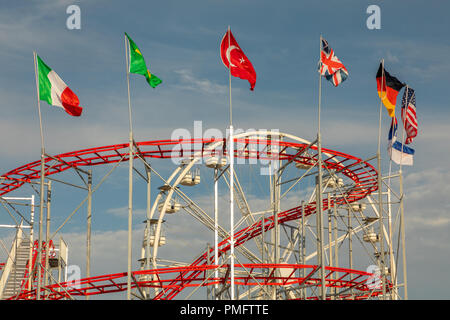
[376,63,405,117]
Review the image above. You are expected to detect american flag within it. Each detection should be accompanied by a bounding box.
[319,38,348,87]
[401,87,417,144]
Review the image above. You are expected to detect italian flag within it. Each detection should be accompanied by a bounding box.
[37,55,82,117]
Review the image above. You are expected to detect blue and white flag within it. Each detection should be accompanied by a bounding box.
[388,117,414,165]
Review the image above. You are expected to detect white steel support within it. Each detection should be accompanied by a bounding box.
[29,195,35,292]
[399,169,408,299]
[317,35,326,300]
[214,168,219,299]
[229,124,235,300]
[125,33,134,301]
[33,51,45,301]
[86,170,92,300]
[44,181,52,297]
[145,166,152,298]
[377,59,387,299]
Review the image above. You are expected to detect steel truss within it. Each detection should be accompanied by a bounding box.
[0,131,406,300]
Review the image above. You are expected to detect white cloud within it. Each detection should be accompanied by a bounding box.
[174,69,228,95]
[106,206,147,218]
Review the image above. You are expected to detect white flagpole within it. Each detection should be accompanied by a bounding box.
[316,35,326,300]
[398,85,409,299]
[227,25,236,301]
[33,51,46,300]
[124,34,134,301]
[377,59,387,299]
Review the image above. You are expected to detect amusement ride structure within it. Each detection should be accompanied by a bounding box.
[0,129,408,300]
[0,30,410,301]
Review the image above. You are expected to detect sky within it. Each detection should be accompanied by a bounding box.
[0,0,449,300]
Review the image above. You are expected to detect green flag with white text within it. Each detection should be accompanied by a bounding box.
[125,32,162,88]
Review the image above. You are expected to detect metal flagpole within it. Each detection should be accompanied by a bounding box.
[387,159,398,299]
[377,59,387,299]
[145,165,152,297]
[398,85,409,300]
[125,34,134,300]
[33,51,46,301]
[227,25,236,301]
[316,35,326,300]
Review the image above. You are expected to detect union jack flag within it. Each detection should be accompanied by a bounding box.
[401,87,417,144]
[319,38,348,87]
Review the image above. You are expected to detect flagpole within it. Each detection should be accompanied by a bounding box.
[377,59,387,299]
[229,26,233,129]
[317,35,326,300]
[124,34,134,301]
[33,51,46,300]
[227,25,236,301]
[386,158,398,299]
[399,85,409,300]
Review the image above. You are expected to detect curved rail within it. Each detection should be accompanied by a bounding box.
[10,264,388,300]
[0,136,379,300]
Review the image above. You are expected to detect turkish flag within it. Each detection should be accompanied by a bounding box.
[220,29,256,91]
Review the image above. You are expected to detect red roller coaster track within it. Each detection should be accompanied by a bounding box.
[1,137,383,300]
[10,264,387,300]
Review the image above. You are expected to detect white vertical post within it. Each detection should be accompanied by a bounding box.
[86,170,92,300]
[214,168,219,299]
[300,200,306,299]
[377,59,386,299]
[125,33,134,301]
[327,192,333,300]
[387,161,396,299]
[28,195,35,292]
[317,35,326,300]
[398,85,409,300]
[348,207,353,297]
[399,168,408,299]
[227,25,236,301]
[333,193,338,298]
[33,51,45,301]
[44,180,52,298]
[229,124,235,300]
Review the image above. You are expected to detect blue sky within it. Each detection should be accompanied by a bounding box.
[0,0,449,300]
